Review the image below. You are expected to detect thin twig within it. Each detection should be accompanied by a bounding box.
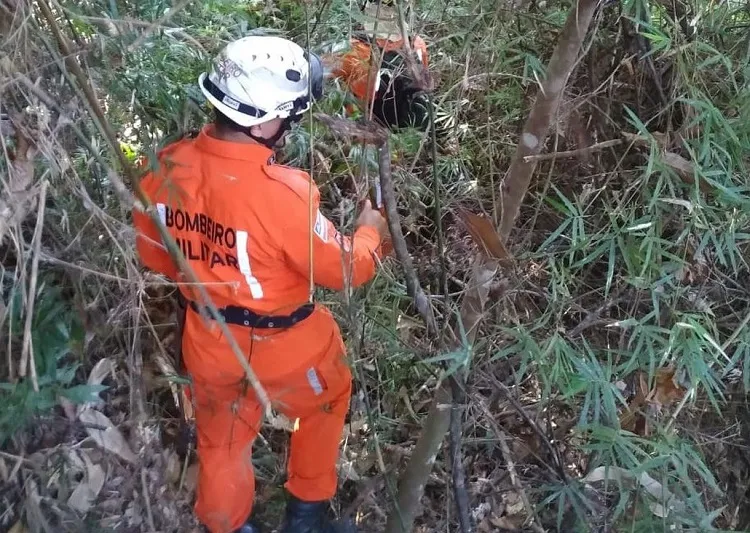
[477,397,545,533]
[141,468,157,532]
[449,377,473,533]
[492,377,568,482]
[568,286,629,338]
[126,0,193,52]
[0,450,33,464]
[178,443,191,493]
[378,138,437,333]
[6,289,14,382]
[19,181,48,392]
[522,138,625,163]
[428,92,448,316]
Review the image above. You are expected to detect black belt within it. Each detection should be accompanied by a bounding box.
[188,301,314,329]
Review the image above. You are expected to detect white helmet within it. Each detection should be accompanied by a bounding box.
[198,35,323,128]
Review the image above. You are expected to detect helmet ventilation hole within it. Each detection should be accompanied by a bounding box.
[286,69,301,82]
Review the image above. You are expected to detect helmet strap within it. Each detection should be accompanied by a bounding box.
[246,116,300,150]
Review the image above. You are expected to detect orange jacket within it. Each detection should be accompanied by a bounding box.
[132,124,382,315]
[332,35,429,103]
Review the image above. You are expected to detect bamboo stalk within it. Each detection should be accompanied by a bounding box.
[499,0,601,241]
[19,181,48,392]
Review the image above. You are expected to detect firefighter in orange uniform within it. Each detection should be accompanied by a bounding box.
[331,0,431,131]
[132,35,388,533]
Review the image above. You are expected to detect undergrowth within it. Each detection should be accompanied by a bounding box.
[1,0,749,532]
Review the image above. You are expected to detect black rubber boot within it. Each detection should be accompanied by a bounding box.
[201,520,262,533]
[233,522,261,533]
[233,519,263,533]
[280,495,357,533]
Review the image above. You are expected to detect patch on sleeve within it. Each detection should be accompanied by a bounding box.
[333,231,351,252]
[313,210,329,242]
[306,367,324,396]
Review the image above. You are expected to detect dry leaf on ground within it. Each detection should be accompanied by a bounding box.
[24,478,52,533]
[662,151,715,193]
[59,395,78,421]
[502,491,526,517]
[456,208,511,262]
[67,452,106,513]
[8,521,29,533]
[489,514,524,530]
[87,357,115,387]
[663,151,694,178]
[583,465,686,517]
[338,459,361,482]
[72,357,115,416]
[78,408,137,463]
[648,367,687,408]
[620,368,686,435]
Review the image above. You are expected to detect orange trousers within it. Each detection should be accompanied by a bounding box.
[181,304,352,533]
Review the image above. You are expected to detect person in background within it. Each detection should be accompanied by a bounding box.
[132,35,388,533]
[330,0,432,131]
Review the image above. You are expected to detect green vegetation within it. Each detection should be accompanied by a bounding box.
[1,0,749,531]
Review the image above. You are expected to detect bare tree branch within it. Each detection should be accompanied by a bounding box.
[378,139,437,333]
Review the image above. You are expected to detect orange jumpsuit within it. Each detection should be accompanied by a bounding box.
[332,35,429,110]
[132,125,382,533]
